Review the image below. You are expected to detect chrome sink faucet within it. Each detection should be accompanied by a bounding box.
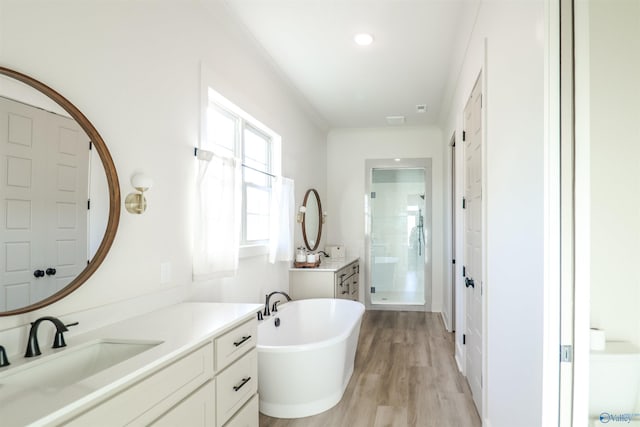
[263,291,292,317]
[25,316,78,358]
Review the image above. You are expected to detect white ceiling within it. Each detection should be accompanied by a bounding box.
[222,0,478,129]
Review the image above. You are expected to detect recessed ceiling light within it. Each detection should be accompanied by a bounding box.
[394,158,401,162]
[354,33,374,46]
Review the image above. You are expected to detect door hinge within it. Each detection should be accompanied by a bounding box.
[560,345,573,363]
[463,334,466,345]
[370,192,376,199]
[370,287,376,294]
[462,197,467,209]
[87,199,91,210]
[452,259,456,264]
[89,141,93,150]
[462,131,466,141]
[463,266,466,277]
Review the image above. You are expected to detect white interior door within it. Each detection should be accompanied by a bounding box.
[46,114,90,294]
[0,96,43,310]
[0,96,89,311]
[463,74,483,414]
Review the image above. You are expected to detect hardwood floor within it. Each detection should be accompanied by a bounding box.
[259,310,481,427]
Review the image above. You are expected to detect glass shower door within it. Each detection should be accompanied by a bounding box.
[368,163,430,306]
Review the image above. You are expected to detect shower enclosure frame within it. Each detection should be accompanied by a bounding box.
[364,158,433,311]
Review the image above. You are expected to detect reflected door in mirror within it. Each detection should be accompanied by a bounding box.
[0,66,119,317]
[0,96,90,311]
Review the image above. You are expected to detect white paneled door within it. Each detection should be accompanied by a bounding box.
[463,73,483,415]
[46,116,90,297]
[0,96,89,311]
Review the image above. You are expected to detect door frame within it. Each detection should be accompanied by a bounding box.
[461,71,485,417]
[449,133,457,332]
[538,0,564,424]
[556,0,591,425]
[364,157,433,312]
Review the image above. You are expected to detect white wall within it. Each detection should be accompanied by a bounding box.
[587,0,640,348]
[441,1,545,426]
[0,0,325,352]
[325,126,444,311]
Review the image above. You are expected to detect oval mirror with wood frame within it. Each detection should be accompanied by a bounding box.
[302,188,322,251]
[0,66,120,316]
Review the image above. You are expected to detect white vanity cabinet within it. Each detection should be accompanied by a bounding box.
[65,341,216,426]
[289,258,360,301]
[214,320,258,426]
[151,380,216,427]
[0,304,263,427]
[63,317,258,427]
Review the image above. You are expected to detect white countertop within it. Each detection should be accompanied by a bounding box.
[290,256,359,272]
[0,302,262,426]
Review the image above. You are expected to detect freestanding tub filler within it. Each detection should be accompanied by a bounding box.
[257,298,365,418]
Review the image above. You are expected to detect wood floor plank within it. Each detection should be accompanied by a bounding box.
[373,406,408,427]
[259,311,481,427]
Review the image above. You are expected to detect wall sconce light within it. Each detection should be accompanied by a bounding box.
[297,206,306,223]
[322,211,327,224]
[125,173,153,214]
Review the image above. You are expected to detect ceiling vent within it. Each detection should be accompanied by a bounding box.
[416,104,428,113]
[386,115,406,125]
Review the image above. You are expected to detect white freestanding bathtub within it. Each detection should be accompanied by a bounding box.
[257,298,365,418]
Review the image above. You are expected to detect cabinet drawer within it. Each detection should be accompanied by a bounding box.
[215,319,257,372]
[224,393,258,427]
[66,343,214,426]
[336,267,350,284]
[216,348,258,427]
[151,380,216,427]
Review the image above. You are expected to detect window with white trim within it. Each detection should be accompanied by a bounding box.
[204,88,280,246]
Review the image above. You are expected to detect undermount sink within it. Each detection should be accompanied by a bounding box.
[0,339,162,389]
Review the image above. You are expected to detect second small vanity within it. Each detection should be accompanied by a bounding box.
[292,188,359,301]
[289,257,360,301]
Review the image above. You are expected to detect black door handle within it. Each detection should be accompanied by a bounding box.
[465,277,475,288]
[46,268,57,276]
[33,270,45,278]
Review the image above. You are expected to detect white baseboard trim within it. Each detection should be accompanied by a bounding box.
[440,311,452,332]
[455,352,464,374]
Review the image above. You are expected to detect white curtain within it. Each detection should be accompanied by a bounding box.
[193,150,242,280]
[268,176,295,264]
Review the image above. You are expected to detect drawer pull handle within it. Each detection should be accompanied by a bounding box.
[233,376,251,392]
[233,335,252,347]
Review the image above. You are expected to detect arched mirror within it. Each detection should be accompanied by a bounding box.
[0,66,120,316]
[302,188,322,251]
